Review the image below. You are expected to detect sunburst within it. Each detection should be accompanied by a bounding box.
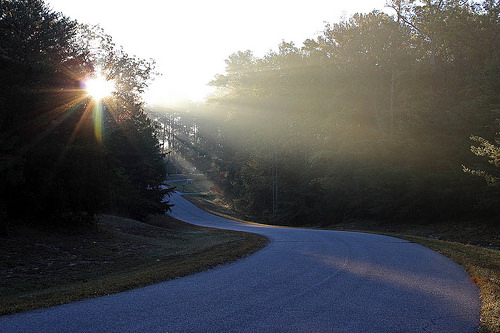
[83,74,115,100]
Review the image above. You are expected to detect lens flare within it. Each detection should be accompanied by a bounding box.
[81,74,115,143]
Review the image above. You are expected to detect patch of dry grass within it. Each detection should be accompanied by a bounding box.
[0,214,268,316]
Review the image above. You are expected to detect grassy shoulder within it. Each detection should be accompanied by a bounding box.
[0,214,268,316]
[186,194,499,333]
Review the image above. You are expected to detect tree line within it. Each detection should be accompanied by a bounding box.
[0,0,172,232]
[151,0,499,226]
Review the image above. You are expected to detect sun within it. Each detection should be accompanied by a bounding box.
[84,75,115,100]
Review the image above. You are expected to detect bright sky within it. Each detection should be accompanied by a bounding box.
[47,0,390,106]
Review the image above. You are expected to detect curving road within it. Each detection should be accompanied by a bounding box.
[1,193,480,332]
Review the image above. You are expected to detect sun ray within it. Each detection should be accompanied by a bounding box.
[21,94,89,152]
[67,99,97,145]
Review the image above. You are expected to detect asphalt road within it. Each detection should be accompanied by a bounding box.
[0,193,480,332]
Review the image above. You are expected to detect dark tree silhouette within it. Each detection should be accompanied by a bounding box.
[0,0,173,232]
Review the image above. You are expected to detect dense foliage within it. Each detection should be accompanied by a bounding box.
[0,0,172,231]
[152,0,499,226]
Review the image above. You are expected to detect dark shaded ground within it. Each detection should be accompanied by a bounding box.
[0,214,267,315]
[331,219,500,250]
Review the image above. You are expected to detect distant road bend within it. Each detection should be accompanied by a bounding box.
[0,193,480,332]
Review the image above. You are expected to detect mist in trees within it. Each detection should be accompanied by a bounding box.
[0,0,172,231]
[150,0,499,226]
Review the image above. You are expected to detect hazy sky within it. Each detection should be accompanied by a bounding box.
[47,0,390,106]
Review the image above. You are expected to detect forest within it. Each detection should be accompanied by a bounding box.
[0,0,172,232]
[149,0,500,226]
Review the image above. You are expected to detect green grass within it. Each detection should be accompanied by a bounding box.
[0,214,268,316]
[166,173,215,194]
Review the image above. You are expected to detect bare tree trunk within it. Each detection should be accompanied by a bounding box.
[272,152,278,214]
[390,71,395,139]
